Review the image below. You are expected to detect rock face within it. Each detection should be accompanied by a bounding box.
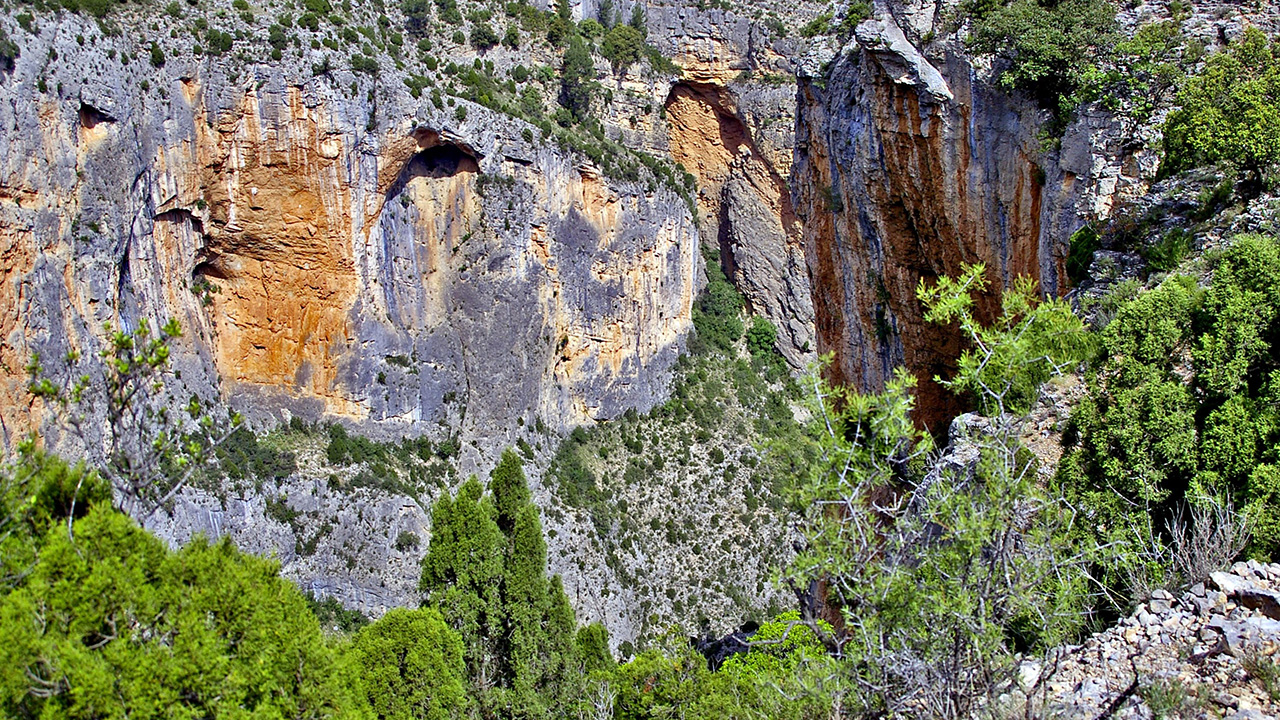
[664,79,814,362]
[0,14,700,458]
[792,14,1143,429]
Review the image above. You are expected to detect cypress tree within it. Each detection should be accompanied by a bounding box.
[421,451,607,718]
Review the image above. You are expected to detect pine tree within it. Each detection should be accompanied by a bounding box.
[560,35,595,122]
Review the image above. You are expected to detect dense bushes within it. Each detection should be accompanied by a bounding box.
[966,0,1118,118]
[0,455,367,719]
[1060,234,1280,570]
[1161,27,1280,192]
[691,250,745,352]
[601,23,644,70]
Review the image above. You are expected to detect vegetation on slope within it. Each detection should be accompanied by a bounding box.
[1061,234,1280,575]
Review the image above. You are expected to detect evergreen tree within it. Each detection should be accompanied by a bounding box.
[419,477,506,693]
[560,35,596,122]
[628,3,646,35]
[421,452,599,718]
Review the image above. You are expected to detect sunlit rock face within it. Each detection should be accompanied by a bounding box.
[0,21,700,458]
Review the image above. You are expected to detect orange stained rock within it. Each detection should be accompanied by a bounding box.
[193,87,361,416]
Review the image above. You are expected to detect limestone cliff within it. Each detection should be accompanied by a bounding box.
[792,12,1147,429]
[0,0,1205,644]
[0,15,700,456]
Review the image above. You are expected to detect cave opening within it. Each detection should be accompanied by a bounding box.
[385,143,481,205]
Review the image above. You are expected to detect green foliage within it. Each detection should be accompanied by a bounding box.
[1060,234,1280,573]
[1161,28,1280,191]
[402,0,432,36]
[0,501,368,719]
[394,530,420,551]
[799,12,831,38]
[560,34,596,122]
[216,425,297,483]
[601,24,644,70]
[436,0,462,25]
[1144,228,1193,272]
[1067,224,1101,285]
[325,423,386,466]
[613,625,839,720]
[469,21,499,49]
[745,316,780,362]
[967,0,1118,120]
[691,253,745,352]
[306,592,371,634]
[421,455,593,717]
[351,53,380,75]
[918,264,1094,415]
[780,265,1098,715]
[348,608,467,720]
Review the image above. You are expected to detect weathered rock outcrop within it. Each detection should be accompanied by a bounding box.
[793,13,1144,428]
[1022,562,1280,718]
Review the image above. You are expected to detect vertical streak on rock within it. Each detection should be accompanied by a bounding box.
[796,39,1062,431]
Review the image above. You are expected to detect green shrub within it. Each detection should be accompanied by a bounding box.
[1066,224,1101,285]
[601,23,644,70]
[692,253,744,352]
[1061,234,1280,571]
[560,34,596,121]
[435,0,462,24]
[0,503,366,717]
[306,592,370,633]
[967,0,1118,119]
[348,608,466,719]
[1161,28,1280,192]
[421,453,599,716]
[0,27,18,72]
[351,53,380,75]
[469,21,499,49]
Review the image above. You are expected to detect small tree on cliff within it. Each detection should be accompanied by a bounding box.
[560,35,596,122]
[27,319,238,520]
[421,450,610,718]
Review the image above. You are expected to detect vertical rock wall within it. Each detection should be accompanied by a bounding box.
[0,20,701,460]
[793,16,1139,428]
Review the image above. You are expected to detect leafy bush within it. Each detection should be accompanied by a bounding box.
[348,608,467,719]
[691,253,744,352]
[306,592,370,633]
[1060,234,1280,575]
[351,53,380,75]
[601,24,644,70]
[435,0,462,24]
[781,267,1095,716]
[403,0,431,35]
[967,0,1118,119]
[394,530,420,551]
[469,21,499,49]
[0,503,367,717]
[1161,28,1280,192]
[216,426,297,482]
[798,12,831,38]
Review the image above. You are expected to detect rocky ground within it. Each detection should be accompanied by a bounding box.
[1010,562,1280,719]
